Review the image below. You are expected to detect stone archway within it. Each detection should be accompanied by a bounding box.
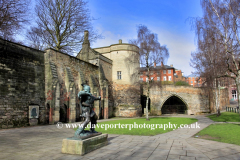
[60,104,68,123]
[46,103,50,124]
[76,104,81,122]
[161,95,188,114]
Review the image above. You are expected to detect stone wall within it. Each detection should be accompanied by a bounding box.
[144,85,229,115]
[111,83,142,117]
[209,88,230,113]
[45,49,109,123]
[0,39,45,128]
[99,59,112,83]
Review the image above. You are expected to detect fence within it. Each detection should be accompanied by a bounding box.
[226,107,239,113]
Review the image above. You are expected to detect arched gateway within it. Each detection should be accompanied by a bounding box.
[145,85,226,115]
[161,95,188,114]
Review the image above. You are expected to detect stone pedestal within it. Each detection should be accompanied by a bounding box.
[29,118,38,126]
[62,134,108,155]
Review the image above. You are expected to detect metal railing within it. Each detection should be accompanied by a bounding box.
[226,107,239,113]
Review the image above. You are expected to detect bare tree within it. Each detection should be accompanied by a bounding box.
[129,25,169,120]
[0,0,29,40]
[27,0,100,53]
[190,0,240,115]
[190,36,227,114]
[26,27,46,50]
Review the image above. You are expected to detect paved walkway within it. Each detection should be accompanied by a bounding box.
[0,115,240,160]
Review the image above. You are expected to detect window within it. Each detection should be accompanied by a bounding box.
[157,71,160,75]
[191,81,193,83]
[157,77,160,81]
[150,71,153,75]
[168,76,172,81]
[151,77,154,81]
[146,77,148,82]
[140,78,143,82]
[194,81,196,83]
[117,71,121,79]
[232,90,237,100]
[163,76,167,81]
[168,70,171,74]
[163,70,166,74]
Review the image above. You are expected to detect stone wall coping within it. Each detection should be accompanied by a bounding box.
[93,43,139,53]
[45,48,98,68]
[93,43,138,49]
[0,38,45,54]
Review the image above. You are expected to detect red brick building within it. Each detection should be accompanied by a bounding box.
[185,74,204,87]
[140,62,175,82]
[175,69,185,82]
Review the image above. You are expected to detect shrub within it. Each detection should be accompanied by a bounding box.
[161,81,174,85]
[175,81,189,86]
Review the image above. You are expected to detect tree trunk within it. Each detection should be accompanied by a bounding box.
[235,74,240,116]
[146,80,150,121]
[146,67,150,121]
[215,79,221,117]
[215,79,218,112]
[144,54,150,121]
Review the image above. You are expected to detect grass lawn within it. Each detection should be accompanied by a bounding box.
[76,117,198,136]
[196,123,240,146]
[208,112,240,122]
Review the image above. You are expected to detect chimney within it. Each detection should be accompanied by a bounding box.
[154,62,156,68]
[81,30,90,62]
[170,64,173,67]
[119,39,122,44]
[83,30,89,44]
[161,61,164,67]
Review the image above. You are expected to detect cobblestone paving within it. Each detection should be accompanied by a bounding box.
[0,115,240,160]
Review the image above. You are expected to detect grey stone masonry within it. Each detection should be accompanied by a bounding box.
[0,38,45,128]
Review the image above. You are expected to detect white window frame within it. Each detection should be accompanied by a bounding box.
[146,77,149,82]
[151,77,154,81]
[168,76,172,81]
[168,70,171,74]
[232,90,237,100]
[157,77,160,81]
[163,70,166,74]
[117,71,121,80]
[163,76,167,81]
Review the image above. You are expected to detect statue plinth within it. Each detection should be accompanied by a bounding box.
[61,134,108,155]
[73,131,102,140]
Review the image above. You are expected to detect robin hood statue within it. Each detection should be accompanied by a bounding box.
[74,84,101,139]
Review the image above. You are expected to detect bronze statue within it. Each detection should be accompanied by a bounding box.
[74,84,101,139]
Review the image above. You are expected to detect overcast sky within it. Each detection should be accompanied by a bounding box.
[87,0,203,76]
